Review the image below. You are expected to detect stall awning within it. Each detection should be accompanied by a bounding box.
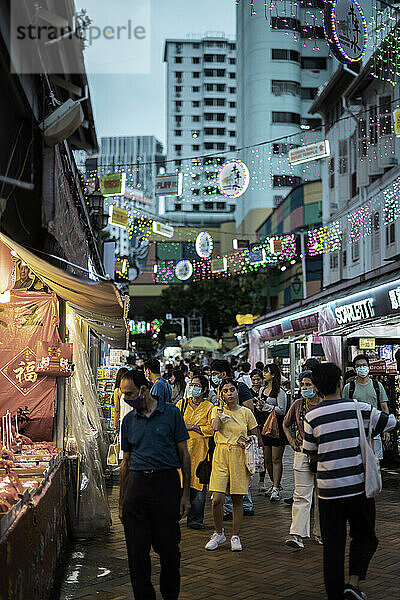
[0,233,127,347]
[224,343,248,358]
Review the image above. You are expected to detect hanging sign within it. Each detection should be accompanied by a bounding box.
[175,260,193,281]
[217,159,250,198]
[359,338,376,350]
[323,0,368,64]
[155,173,183,197]
[195,232,214,258]
[249,248,266,265]
[101,172,126,196]
[289,141,330,165]
[393,110,400,137]
[108,206,129,228]
[211,257,227,274]
[334,298,375,325]
[152,221,174,238]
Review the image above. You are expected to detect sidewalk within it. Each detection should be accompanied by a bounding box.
[52,450,400,600]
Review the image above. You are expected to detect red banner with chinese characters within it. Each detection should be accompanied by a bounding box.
[0,291,59,441]
[36,341,73,377]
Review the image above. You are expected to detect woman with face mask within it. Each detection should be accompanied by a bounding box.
[283,371,322,550]
[170,369,186,404]
[176,375,214,529]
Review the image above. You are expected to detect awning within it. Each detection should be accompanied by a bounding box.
[224,343,248,357]
[0,233,127,347]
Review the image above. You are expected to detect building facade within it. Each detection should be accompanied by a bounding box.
[235,1,334,235]
[163,34,238,225]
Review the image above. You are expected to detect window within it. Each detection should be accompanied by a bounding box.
[372,212,380,253]
[175,116,182,125]
[301,87,318,100]
[229,72,236,79]
[329,253,338,270]
[205,202,214,210]
[193,204,200,211]
[176,43,182,53]
[192,189,200,196]
[175,160,182,167]
[369,106,378,145]
[192,144,200,151]
[175,203,182,211]
[329,158,335,189]
[175,71,182,78]
[217,84,226,92]
[174,144,182,151]
[229,43,236,50]
[272,111,301,125]
[301,25,325,38]
[192,72,200,78]
[229,101,236,108]
[301,117,322,130]
[192,43,200,49]
[386,222,396,246]
[204,142,214,149]
[229,87,236,94]
[192,57,200,63]
[175,101,182,109]
[217,202,226,209]
[358,118,368,159]
[192,115,200,122]
[272,49,300,62]
[230,145,236,151]
[204,68,226,77]
[229,131,236,137]
[175,85,182,93]
[229,116,236,123]
[174,130,182,136]
[192,101,200,107]
[204,127,214,135]
[272,143,298,154]
[192,86,200,92]
[379,96,392,136]
[272,175,302,187]
[300,0,325,6]
[229,58,236,64]
[175,57,182,63]
[338,140,348,174]
[217,142,225,150]
[271,16,300,31]
[352,240,360,262]
[272,80,300,96]
[301,56,327,69]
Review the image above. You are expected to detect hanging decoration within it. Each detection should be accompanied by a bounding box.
[348,203,372,243]
[217,159,250,198]
[371,2,400,86]
[323,0,368,64]
[175,260,193,281]
[307,222,342,255]
[195,232,214,258]
[383,176,400,224]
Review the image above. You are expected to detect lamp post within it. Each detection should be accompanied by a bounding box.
[86,176,108,232]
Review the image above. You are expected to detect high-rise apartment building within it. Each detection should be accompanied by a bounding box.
[163,34,237,225]
[235,2,334,234]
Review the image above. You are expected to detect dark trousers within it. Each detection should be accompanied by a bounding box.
[122,469,181,600]
[319,494,379,600]
[187,486,207,526]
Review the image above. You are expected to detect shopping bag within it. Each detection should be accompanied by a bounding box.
[107,441,120,466]
[261,408,280,438]
[354,401,382,498]
[244,435,264,474]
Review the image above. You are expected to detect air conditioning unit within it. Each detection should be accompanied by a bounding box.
[40,98,84,146]
[378,135,397,168]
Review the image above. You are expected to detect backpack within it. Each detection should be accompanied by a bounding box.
[348,379,380,404]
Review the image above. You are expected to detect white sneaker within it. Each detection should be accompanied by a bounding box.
[270,487,281,502]
[264,484,274,497]
[285,535,304,549]
[231,535,242,551]
[205,530,226,551]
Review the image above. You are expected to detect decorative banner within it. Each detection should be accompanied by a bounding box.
[211,257,228,274]
[195,232,214,258]
[101,172,126,196]
[108,205,129,228]
[289,141,330,166]
[35,342,73,377]
[0,292,59,441]
[155,173,183,197]
[217,159,250,198]
[248,248,266,265]
[175,260,193,281]
[152,221,174,238]
[324,0,368,64]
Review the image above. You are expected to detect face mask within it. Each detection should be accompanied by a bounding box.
[192,386,202,398]
[301,388,316,399]
[122,393,144,410]
[211,374,222,386]
[187,385,193,397]
[356,366,369,378]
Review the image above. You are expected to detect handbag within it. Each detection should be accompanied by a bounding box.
[261,408,280,438]
[196,450,212,484]
[354,400,382,498]
[107,435,120,466]
[243,435,264,474]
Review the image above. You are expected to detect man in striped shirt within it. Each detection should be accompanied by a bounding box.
[303,363,397,600]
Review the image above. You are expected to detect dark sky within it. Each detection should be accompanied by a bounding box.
[84,0,235,147]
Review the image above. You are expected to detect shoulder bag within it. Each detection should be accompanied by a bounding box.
[261,408,280,438]
[196,449,212,484]
[354,400,382,498]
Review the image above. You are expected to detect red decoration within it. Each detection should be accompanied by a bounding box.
[35,342,73,377]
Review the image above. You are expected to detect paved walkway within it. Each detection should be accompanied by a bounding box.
[52,451,400,600]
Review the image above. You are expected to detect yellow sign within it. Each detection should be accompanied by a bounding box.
[108,206,129,228]
[393,109,400,136]
[236,314,260,326]
[97,368,105,379]
[102,172,126,196]
[359,338,376,350]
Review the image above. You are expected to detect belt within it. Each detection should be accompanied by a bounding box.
[132,468,176,476]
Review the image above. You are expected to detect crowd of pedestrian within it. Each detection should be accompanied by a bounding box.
[114,352,398,600]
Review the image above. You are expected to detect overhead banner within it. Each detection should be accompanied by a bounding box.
[155,173,183,197]
[101,172,127,197]
[0,292,59,441]
[289,141,330,165]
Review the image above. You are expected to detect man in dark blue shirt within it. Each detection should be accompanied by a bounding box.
[144,358,172,404]
[119,369,190,600]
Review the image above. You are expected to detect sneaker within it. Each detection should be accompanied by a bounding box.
[313,535,323,545]
[264,484,274,497]
[270,487,281,502]
[284,496,294,505]
[285,535,304,549]
[205,530,226,551]
[344,584,367,599]
[231,535,242,551]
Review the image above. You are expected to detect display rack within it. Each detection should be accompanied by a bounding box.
[96,367,119,440]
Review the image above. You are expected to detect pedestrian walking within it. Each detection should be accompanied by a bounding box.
[303,362,397,600]
[343,354,390,460]
[250,369,268,493]
[170,369,186,404]
[205,378,259,552]
[119,369,191,600]
[283,371,322,549]
[112,367,130,460]
[236,361,252,388]
[176,374,213,529]
[144,358,172,404]
[258,364,288,501]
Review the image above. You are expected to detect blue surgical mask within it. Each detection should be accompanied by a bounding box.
[192,386,202,398]
[122,393,144,410]
[356,366,369,378]
[301,388,316,399]
[211,374,222,386]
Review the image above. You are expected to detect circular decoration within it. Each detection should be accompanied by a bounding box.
[217,159,250,198]
[175,260,193,281]
[323,0,367,64]
[195,232,214,258]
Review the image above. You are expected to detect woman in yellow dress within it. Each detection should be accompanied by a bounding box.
[176,374,213,529]
[205,378,259,552]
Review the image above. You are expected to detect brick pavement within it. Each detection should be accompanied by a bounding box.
[52,450,400,600]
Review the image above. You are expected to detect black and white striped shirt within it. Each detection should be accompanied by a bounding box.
[303,399,396,500]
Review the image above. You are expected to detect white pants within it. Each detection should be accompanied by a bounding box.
[290,451,320,538]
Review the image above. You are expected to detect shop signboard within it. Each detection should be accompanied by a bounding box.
[334,298,375,325]
[394,110,400,137]
[259,323,283,341]
[211,257,227,274]
[369,359,386,374]
[323,0,368,65]
[108,206,129,228]
[359,338,376,350]
[155,173,183,197]
[152,221,174,238]
[288,141,330,166]
[101,172,126,197]
[291,312,319,332]
[386,361,398,374]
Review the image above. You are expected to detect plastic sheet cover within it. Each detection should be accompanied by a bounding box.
[65,310,111,537]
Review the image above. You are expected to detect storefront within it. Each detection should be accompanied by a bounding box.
[0,234,127,599]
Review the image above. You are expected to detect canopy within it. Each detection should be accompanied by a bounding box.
[181,336,221,350]
[224,343,248,357]
[0,233,127,347]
